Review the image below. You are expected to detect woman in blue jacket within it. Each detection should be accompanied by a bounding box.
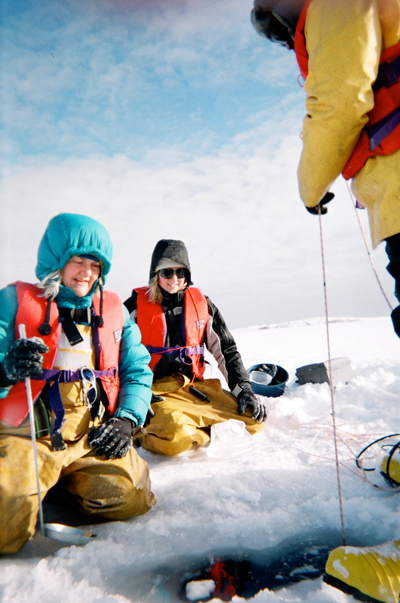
[0,213,155,555]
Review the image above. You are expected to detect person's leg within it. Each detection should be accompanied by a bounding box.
[140,397,211,455]
[141,376,265,456]
[0,423,155,554]
[59,446,156,519]
[0,434,57,554]
[385,233,400,336]
[324,540,400,603]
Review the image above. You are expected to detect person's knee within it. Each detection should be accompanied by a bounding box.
[78,483,155,519]
[61,450,155,518]
[0,495,38,555]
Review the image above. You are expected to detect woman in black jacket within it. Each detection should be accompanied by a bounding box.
[124,239,267,456]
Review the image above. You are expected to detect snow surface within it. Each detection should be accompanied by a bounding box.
[1,315,400,603]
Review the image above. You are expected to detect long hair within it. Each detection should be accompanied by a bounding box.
[37,270,62,299]
[146,273,187,304]
[36,269,103,299]
[146,276,164,305]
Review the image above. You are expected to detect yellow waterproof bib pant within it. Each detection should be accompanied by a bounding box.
[139,375,265,456]
[0,406,155,555]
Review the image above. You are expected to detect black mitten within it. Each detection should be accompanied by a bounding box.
[2,337,49,382]
[237,389,268,423]
[306,192,334,215]
[257,364,278,380]
[88,417,134,459]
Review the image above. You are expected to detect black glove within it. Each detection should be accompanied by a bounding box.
[306,192,334,215]
[237,389,268,423]
[257,364,278,380]
[142,393,163,426]
[88,417,134,459]
[2,337,49,382]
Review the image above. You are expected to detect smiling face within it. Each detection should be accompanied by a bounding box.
[158,268,187,295]
[61,256,101,297]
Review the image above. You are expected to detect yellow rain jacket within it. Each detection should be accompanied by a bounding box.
[296,0,400,248]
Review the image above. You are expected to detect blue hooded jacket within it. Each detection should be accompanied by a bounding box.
[0,213,152,426]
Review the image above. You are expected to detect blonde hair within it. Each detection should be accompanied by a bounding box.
[146,276,164,305]
[37,270,62,299]
[146,273,187,305]
[36,268,103,300]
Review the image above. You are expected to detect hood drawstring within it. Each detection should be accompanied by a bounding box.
[39,298,52,336]
[38,280,104,336]
[92,282,104,328]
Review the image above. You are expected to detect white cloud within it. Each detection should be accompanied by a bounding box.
[1,0,299,159]
[1,113,395,329]
[1,0,396,329]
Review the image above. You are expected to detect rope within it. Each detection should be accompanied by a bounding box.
[318,208,347,545]
[346,181,393,311]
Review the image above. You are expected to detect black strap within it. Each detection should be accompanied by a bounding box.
[58,309,84,346]
[72,308,90,323]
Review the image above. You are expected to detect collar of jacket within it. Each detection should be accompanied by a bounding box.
[55,282,99,309]
[160,287,187,306]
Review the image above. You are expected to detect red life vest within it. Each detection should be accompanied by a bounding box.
[0,281,123,427]
[294,0,400,179]
[135,286,208,379]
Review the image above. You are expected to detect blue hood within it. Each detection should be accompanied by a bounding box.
[35,213,113,282]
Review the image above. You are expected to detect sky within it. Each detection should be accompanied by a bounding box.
[2,315,400,602]
[0,0,397,329]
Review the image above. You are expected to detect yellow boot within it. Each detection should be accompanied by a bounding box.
[324,540,400,603]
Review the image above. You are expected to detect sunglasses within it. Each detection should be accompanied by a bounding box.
[158,268,186,279]
[79,367,98,408]
[250,8,295,49]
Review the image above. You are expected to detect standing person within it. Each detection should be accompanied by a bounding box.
[0,213,155,555]
[124,239,268,456]
[251,0,400,334]
[251,1,400,600]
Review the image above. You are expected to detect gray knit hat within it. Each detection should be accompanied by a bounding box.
[149,239,192,285]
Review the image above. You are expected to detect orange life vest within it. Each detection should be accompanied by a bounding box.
[135,286,208,379]
[294,0,400,179]
[0,281,123,427]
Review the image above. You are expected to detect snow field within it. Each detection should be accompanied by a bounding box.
[1,316,400,603]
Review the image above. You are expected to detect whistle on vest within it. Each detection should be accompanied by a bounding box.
[189,385,210,403]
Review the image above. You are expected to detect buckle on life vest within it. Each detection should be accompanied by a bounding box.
[179,345,205,366]
[147,344,205,363]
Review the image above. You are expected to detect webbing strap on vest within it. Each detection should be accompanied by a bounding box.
[368,105,400,150]
[368,55,400,150]
[146,344,205,366]
[33,366,118,450]
[39,367,118,382]
[374,55,400,90]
